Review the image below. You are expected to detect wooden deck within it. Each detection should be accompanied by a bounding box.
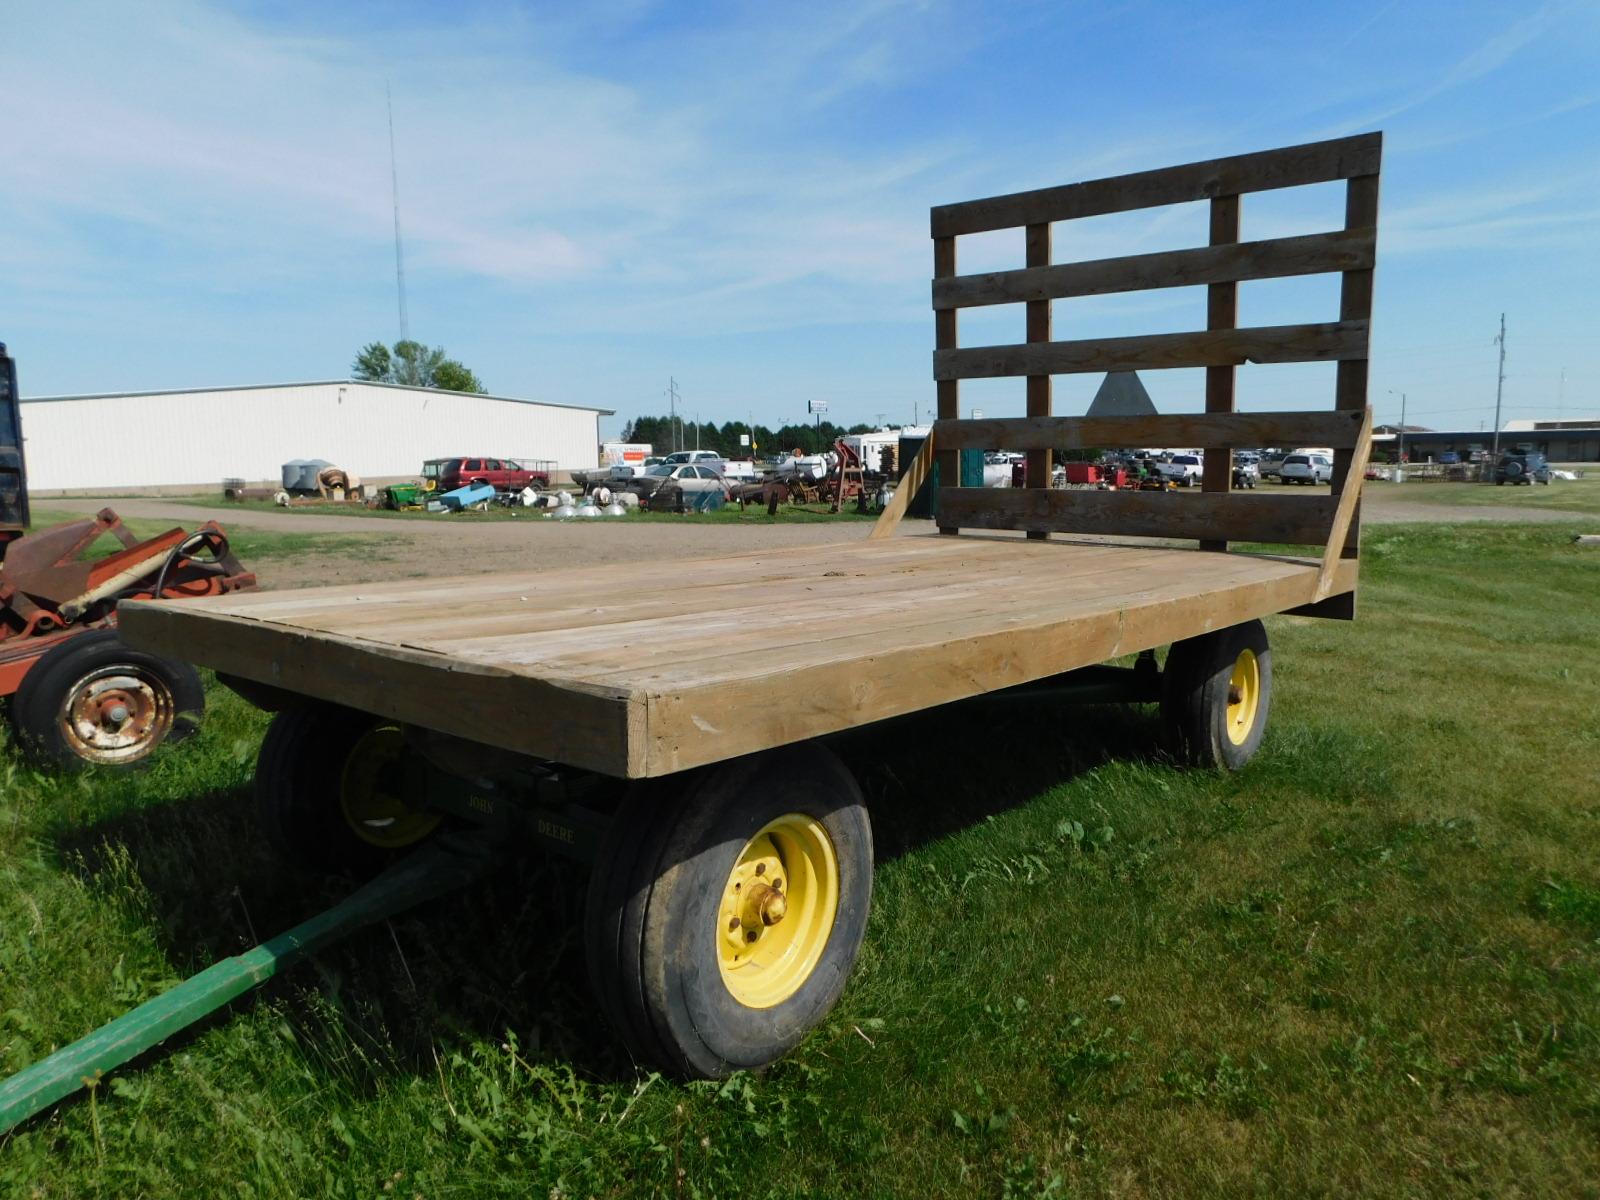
[119,535,1355,779]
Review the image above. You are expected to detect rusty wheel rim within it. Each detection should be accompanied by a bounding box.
[57,667,174,765]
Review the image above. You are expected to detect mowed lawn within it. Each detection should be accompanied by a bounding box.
[1,522,1598,1198]
[1386,472,1600,516]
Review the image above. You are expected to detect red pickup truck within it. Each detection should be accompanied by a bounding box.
[423,457,554,494]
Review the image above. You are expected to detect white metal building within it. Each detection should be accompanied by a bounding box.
[20,381,612,493]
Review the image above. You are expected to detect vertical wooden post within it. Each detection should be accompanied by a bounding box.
[1200,194,1240,553]
[934,234,960,535]
[1332,172,1379,562]
[1024,222,1052,540]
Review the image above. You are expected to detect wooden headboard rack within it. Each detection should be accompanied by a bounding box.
[873,133,1382,615]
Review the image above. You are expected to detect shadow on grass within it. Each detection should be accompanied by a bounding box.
[49,783,624,1084]
[46,693,1164,1092]
[830,692,1166,863]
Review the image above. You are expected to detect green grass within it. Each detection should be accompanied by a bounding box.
[1384,472,1600,516]
[2,522,1598,1196]
[25,506,401,568]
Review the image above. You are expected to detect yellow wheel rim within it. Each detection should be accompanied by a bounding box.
[339,725,442,849]
[717,814,839,1009]
[1225,648,1261,746]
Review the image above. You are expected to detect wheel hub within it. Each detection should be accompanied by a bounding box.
[1225,648,1261,746]
[59,670,171,764]
[717,815,839,1009]
[339,725,442,849]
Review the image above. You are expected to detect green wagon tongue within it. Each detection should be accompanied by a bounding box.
[0,827,505,1136]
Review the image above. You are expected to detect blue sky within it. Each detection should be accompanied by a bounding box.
[2,1,1596,439]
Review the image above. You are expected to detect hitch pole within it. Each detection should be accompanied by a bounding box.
[0,828,503,1135]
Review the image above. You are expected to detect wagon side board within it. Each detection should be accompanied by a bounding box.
[119,602,649,778]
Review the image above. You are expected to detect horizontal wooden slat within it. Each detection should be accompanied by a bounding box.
[935,321,1368,380]
[932,132,1381,237]
[938,488,1338,546]
[932,229,1375,310]
[934,409,1366,452]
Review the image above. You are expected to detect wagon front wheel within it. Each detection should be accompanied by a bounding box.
[1161,619,1272,770]
[585,743,873,1078]
[255,704,442,876]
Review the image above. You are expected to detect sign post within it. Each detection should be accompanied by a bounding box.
[808,400,829,453]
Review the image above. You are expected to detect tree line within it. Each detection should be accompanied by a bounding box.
[618,414,893,458]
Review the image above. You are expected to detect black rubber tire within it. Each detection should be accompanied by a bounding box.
[11,628,203,769]
[1161,619,1272,770]
[254,703,419,876]
[585,743,873,1079]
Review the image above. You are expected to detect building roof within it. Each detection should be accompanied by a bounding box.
[22,379,614,416]
[1504,417,1600,431]
[1086,370,1157,418]
[1401,426,1600,441]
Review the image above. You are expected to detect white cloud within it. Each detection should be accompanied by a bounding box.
[0,0,961,324]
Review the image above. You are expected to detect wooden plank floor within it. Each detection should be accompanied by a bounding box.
[119,535,1353,778]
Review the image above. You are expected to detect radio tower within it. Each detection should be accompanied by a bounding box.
[387,82,411,344]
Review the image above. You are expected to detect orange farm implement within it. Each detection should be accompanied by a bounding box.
[1,507,255,765]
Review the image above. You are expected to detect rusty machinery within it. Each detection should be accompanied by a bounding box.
[733,439,884,515]
[0,344,256,767]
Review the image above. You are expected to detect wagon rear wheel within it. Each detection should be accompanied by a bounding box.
[255,704,442,876]
[585,743,872,1078]
[1161,619,1272,770]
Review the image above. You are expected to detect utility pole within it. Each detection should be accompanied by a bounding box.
[693,413,700,451]
[667,377,681,452]
[386,82,410,345]
[1388,389,1406,468]
[1491,313,1506,465]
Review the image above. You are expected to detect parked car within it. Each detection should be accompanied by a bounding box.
[1257,450,1287,480]
[427,456,553,494]
[661,450,727,475]
[1155,453,1204,487]
[623,464,732,510]
[1279,453,1332,484]
[1495,449,1551,485]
